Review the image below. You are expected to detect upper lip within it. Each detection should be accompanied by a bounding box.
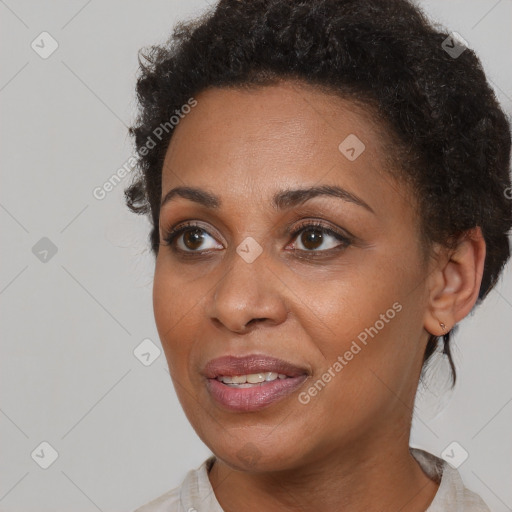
[202,354,309,378]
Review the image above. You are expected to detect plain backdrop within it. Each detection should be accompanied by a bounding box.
[1,1,511,511]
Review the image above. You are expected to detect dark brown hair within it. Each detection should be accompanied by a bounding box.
[125,0,512,386]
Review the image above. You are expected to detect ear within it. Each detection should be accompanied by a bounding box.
[423,227,486,336]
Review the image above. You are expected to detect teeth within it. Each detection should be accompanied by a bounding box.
[247,373,266,384]
[217,372,287,385]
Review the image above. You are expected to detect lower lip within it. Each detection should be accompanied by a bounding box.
[206,375,308,412]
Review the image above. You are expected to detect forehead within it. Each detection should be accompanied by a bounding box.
[160,81,412,218]
[164,81,381,165]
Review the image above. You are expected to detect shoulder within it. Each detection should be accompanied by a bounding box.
[135,449,492,511]
[132,486,181,512]
[410,447,491,512]
[132,456,221,512]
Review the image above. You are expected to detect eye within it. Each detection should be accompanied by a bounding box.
[162,222,222,253]
[161,220,352,255]
[288,220,352,253]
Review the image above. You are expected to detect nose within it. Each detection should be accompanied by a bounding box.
[208,249,289,334]
[231,317,267,334]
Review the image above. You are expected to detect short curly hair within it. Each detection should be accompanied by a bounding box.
[125,0,512,387]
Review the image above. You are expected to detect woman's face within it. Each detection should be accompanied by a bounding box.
[153,81,433,471]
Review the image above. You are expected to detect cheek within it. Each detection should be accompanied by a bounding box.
[152,263,173,343]
[297,259,402,348]
[299,251,422,395]
[152,261,196,373]
[153,263,207,421]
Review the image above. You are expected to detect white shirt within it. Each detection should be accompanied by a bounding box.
[133,447,491,511]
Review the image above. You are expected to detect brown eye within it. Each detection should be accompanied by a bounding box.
[183,228,206,250]
[300,228,324,251]
[162,223,222,252]
[290,222,352,253]
[162,220,351,256]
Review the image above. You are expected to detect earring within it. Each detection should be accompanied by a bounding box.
[439,321,446,333]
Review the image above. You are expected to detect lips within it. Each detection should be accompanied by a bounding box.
[202,354,309,412]
[203,354,308,379]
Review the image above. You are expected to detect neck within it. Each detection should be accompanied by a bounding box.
[208,427,440,512]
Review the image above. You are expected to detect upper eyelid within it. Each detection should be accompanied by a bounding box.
[163,220,223,242]
[163,219,344,237]
[159,201,359,239]
[162,220,351,248]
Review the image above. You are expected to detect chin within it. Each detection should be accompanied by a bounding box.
[204,431,307,473]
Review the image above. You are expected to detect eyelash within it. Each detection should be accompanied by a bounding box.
[161,220,353,256]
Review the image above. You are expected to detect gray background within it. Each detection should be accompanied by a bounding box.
[0,1,511,511]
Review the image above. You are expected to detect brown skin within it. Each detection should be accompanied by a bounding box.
[153,81,486,512]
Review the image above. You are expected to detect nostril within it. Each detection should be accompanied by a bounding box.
[247,318,266,327]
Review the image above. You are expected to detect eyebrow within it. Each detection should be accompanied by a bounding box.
[160,184,375,214]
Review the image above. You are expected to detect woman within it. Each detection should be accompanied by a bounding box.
[126,0,511,510]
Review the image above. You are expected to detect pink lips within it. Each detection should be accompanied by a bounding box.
[203,355,309,412]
